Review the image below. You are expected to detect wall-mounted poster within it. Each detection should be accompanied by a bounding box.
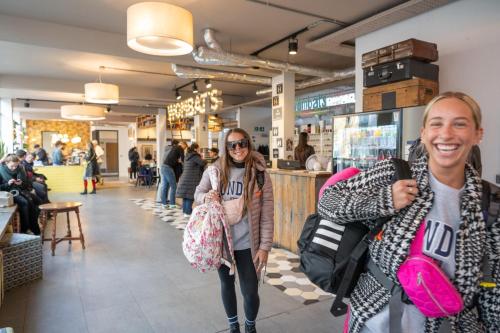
[272,96,280,107]
[272,127,279,136]
[286,138,294,151]
[273,149,279,158]
[276,83,283,95]
[272,107,282,120]
[276,138,283,148]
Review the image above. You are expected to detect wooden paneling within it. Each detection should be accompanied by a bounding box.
[268,170,330,254]
[26,120,90,151]
[34,166,85,193]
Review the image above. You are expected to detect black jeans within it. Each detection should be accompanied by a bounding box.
[14,193,40,235]
[218,249,259,321]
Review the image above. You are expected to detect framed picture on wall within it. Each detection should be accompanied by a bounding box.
[273,149,279,158]
[272,96,280,107]
[142,145,153,158]
[272,127,278,136]
[276,138,283,148]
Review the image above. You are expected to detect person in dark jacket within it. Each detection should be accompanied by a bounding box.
[128,147,140,180]
[33,144,49,165]
[160,140,184,208]
[17,150,50,204]
[81,141,99,194]
[176,143,207,217]
[0,154,40,235]
[294,132,315,169]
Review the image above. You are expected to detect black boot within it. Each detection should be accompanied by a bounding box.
[89,189,96,194]
[245,323,256,333]
[229,323,241,333]
[80,189,87,195]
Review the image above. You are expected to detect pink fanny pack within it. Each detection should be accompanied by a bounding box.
[397,223,464,317]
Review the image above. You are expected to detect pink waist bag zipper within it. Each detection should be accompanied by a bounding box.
[397,223,464,317]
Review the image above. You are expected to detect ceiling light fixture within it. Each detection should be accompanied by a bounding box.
[61,105,106,121]
[288,37,298,55]
[205,79,212,89]
[175,90,182,100]
[85,67,119,104]
[192,82,199,94]
[127,2,194,56]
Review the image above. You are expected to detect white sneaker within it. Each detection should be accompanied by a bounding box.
[168,205,179,209]
[183,214,191,218]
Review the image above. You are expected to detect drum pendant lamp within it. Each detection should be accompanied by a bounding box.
[61,105,106,121]
[127,2,194,56]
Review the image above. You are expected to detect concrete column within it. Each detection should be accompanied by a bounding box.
[193,114,209,149]
[271,71,295,168]
[0,99,14,154]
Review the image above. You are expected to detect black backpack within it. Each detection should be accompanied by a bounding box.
[297,158,412,316]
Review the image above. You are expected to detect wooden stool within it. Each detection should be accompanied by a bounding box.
[39,202,85,256]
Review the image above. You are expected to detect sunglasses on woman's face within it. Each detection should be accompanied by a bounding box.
[226,138,249,151]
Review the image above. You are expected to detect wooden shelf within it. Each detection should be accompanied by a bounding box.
[137,115,157,129]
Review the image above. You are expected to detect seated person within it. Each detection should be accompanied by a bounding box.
[17,150,50,204]
[33,144,49,165]
[0,154,41,235]
[144,153,156,168]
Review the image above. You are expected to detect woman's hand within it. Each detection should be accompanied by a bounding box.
[204,190,220,203]
[7,179,16,185]
[253,249,268,274]
[392,179,418,210]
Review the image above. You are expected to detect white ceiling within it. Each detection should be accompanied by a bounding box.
[0,0,426,122]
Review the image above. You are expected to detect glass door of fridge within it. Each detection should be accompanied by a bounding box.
[332,109,402,172]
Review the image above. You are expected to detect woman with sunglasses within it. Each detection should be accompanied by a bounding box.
[195,128,274,333]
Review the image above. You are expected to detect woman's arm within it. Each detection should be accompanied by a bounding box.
[194,167,214,205]
[258,171,274,251]
[318,159,397,224]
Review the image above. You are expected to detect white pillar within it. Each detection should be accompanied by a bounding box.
[0,99,14,154]
[271,72,295,168]
[193,114,209,149]
[156,108,167,164]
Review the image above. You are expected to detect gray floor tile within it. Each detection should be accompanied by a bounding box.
[84,303,153,333]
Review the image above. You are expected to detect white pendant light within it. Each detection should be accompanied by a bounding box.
[127,2,194,56]
[85,67,119,104]
[85,82,119,104]
[61,105,106,121]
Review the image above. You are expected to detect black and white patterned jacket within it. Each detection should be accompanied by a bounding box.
[318,156,500,333]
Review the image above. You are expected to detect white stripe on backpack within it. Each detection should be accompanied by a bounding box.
[312,237,339,251]
[315,228,343,241]
[319,219,346,232]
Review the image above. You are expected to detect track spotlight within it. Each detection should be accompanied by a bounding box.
[105,105,112,113]
[175,90,182,100]
[288,37,298,55]
[24,101,30,108]
[192,81,199,94]
[205,79,212,89]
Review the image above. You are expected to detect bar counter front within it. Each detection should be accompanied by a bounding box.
[34,165,85,193]
[267,169,331,253]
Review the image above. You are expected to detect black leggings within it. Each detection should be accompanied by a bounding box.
[218,249,259,321]
[14,194,40,235]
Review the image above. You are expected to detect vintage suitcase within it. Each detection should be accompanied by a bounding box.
[363,78,439,112]
[362,39,438,69]
[363,59,439,87]
[0,233,42,290]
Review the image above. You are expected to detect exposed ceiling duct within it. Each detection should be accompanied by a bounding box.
[193,28,347,78]
[171,64,271,85]
[255,69,355,96]
[306,0,455,56]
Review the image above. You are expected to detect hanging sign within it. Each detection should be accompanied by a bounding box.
[167,89,223,122]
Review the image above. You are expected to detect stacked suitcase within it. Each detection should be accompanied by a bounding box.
[362,39,439,112]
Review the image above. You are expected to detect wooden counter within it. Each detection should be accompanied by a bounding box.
[267,169,331,253]
[33,165,85,193]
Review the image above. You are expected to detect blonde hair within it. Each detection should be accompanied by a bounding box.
[423,91,482,129]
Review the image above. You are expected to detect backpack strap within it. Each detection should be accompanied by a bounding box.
[330,158,411,317]
[256,170,265,191]
[480,180,499,288]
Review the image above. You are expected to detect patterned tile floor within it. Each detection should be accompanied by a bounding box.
[130,198,332,305]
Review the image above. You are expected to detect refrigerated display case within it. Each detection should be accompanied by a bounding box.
[332,107,423,172]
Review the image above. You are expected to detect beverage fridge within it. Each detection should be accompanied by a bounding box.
[331,107,424,172]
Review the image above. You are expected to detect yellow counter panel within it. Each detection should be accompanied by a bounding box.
[34,166,85,193]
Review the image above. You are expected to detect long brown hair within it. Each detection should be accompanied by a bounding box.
[220,128,255,211]
[295,132,309,153]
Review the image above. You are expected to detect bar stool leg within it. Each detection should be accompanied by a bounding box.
[66,211,72,244]
[75,208,85,250]
[51,211,57,256]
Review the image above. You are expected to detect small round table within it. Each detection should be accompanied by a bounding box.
[39,202,86,256]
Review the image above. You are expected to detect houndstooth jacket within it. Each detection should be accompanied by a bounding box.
[318,156,500,333]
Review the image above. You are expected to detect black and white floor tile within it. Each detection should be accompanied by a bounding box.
[131,199,332,305]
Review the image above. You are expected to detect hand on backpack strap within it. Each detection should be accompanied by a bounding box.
[204,190,221,204]
[392,179,419,210]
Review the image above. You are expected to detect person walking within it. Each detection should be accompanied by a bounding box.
[92,139,105,185]
[194,128,274,333]
[176,143,207,217]
[81,141,99,194]
[160,140,183,208]
[318,92,499,333]
[128,147,140,180]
